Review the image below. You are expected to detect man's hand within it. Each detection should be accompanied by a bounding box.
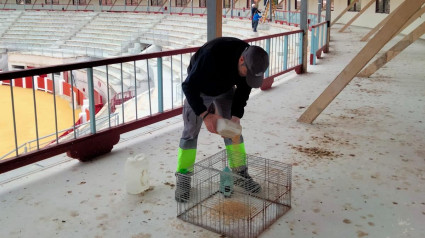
[201,111,222,134]
[230,116,240,125]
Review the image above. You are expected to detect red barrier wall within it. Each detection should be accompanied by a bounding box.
[14,78,23,88]
[37,77,45,89]
[78,91,85,105]
[46,79,53,92]
[63,82,71,97]
[25,77,33,88]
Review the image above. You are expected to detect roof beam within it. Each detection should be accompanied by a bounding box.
[331,0,359,27]
[361,3,425,41]
[339,0,376,33]
[358,21,425,77]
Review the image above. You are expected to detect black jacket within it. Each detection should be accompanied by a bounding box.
[182,37,251,118]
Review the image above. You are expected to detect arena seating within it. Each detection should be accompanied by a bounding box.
[0,10,293,109]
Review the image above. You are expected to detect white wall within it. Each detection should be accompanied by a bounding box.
[0,53,8,71]
[7,53,91,70]
[332,0,425,39]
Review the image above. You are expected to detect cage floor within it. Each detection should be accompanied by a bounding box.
[178,190,291,238]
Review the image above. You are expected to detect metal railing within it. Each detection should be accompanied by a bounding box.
[274,10,326,27]
[310,21,328,65]
[0,113,119,160]
[0,29,304,174]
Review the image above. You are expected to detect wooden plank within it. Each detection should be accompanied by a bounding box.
[331,0,359,27]
[358,21,425,77]
[359,1,405,41]
[297,0,425,124]
[339,0,376,33]
[397,6,425,35]
[361,2,425,41]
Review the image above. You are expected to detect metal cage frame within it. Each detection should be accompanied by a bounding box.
[176,150,292,238]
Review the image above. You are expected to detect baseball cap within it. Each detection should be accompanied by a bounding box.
[242,45,269,88]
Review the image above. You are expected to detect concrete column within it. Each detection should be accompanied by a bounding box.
[318,0,322,23]
[324,0,331,53]
[300,0,308,73]
[207,0,222,41]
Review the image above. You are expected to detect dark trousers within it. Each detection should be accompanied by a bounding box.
[253,20,259,32]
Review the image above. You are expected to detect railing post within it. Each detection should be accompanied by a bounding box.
[321,23,325,50]
[283,35,288,70]
[157,57,164,113]
[231,0,233,18]
[310,27,316,65]
[298,32,303,65]
[324,0,331,53]
[300,0,308,73]
[87,67,96,134]
[265,38,271,78]
[9,81,18,157]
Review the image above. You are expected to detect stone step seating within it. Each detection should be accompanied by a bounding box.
[223,18,271,36]
[179,8,207,15]
[77,28,145,36]
[17,16,91,23]
[92,62,149,92]
[2,11,91,50]
[0,37,58,45]
[140,33,189,49]
[71,35,124,45]
[161,18,207,29]
[59,44,118,57]
[60,12,161,56]
[0,29,66,49]
[92,68,146,90]
[1,32,60,40]
[18,11,93,26]
[150,26,204,48]
[61,38,125,56]
[20,10,96,18]
[146,29,194,45]
[96,11,164,20]
[75,32,133,40]
[154,23,206,36]
[94,62,136,80]
[0,10,22,32]
[160,54,190,82]
[146,15,207,48]
[0,41,54,50]
[88,21,146,31]
[66,37,122,48]
[191,37,208,47]
[6,26,70,33]
[166,14,207,24]
[90,12,163,29]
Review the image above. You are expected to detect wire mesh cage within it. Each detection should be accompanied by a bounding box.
[176,150,292,238]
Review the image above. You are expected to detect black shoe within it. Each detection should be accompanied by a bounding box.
[175,172,191,202]
[234,168,261,193]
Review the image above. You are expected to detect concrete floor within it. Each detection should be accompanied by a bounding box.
[1,25,424,238]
